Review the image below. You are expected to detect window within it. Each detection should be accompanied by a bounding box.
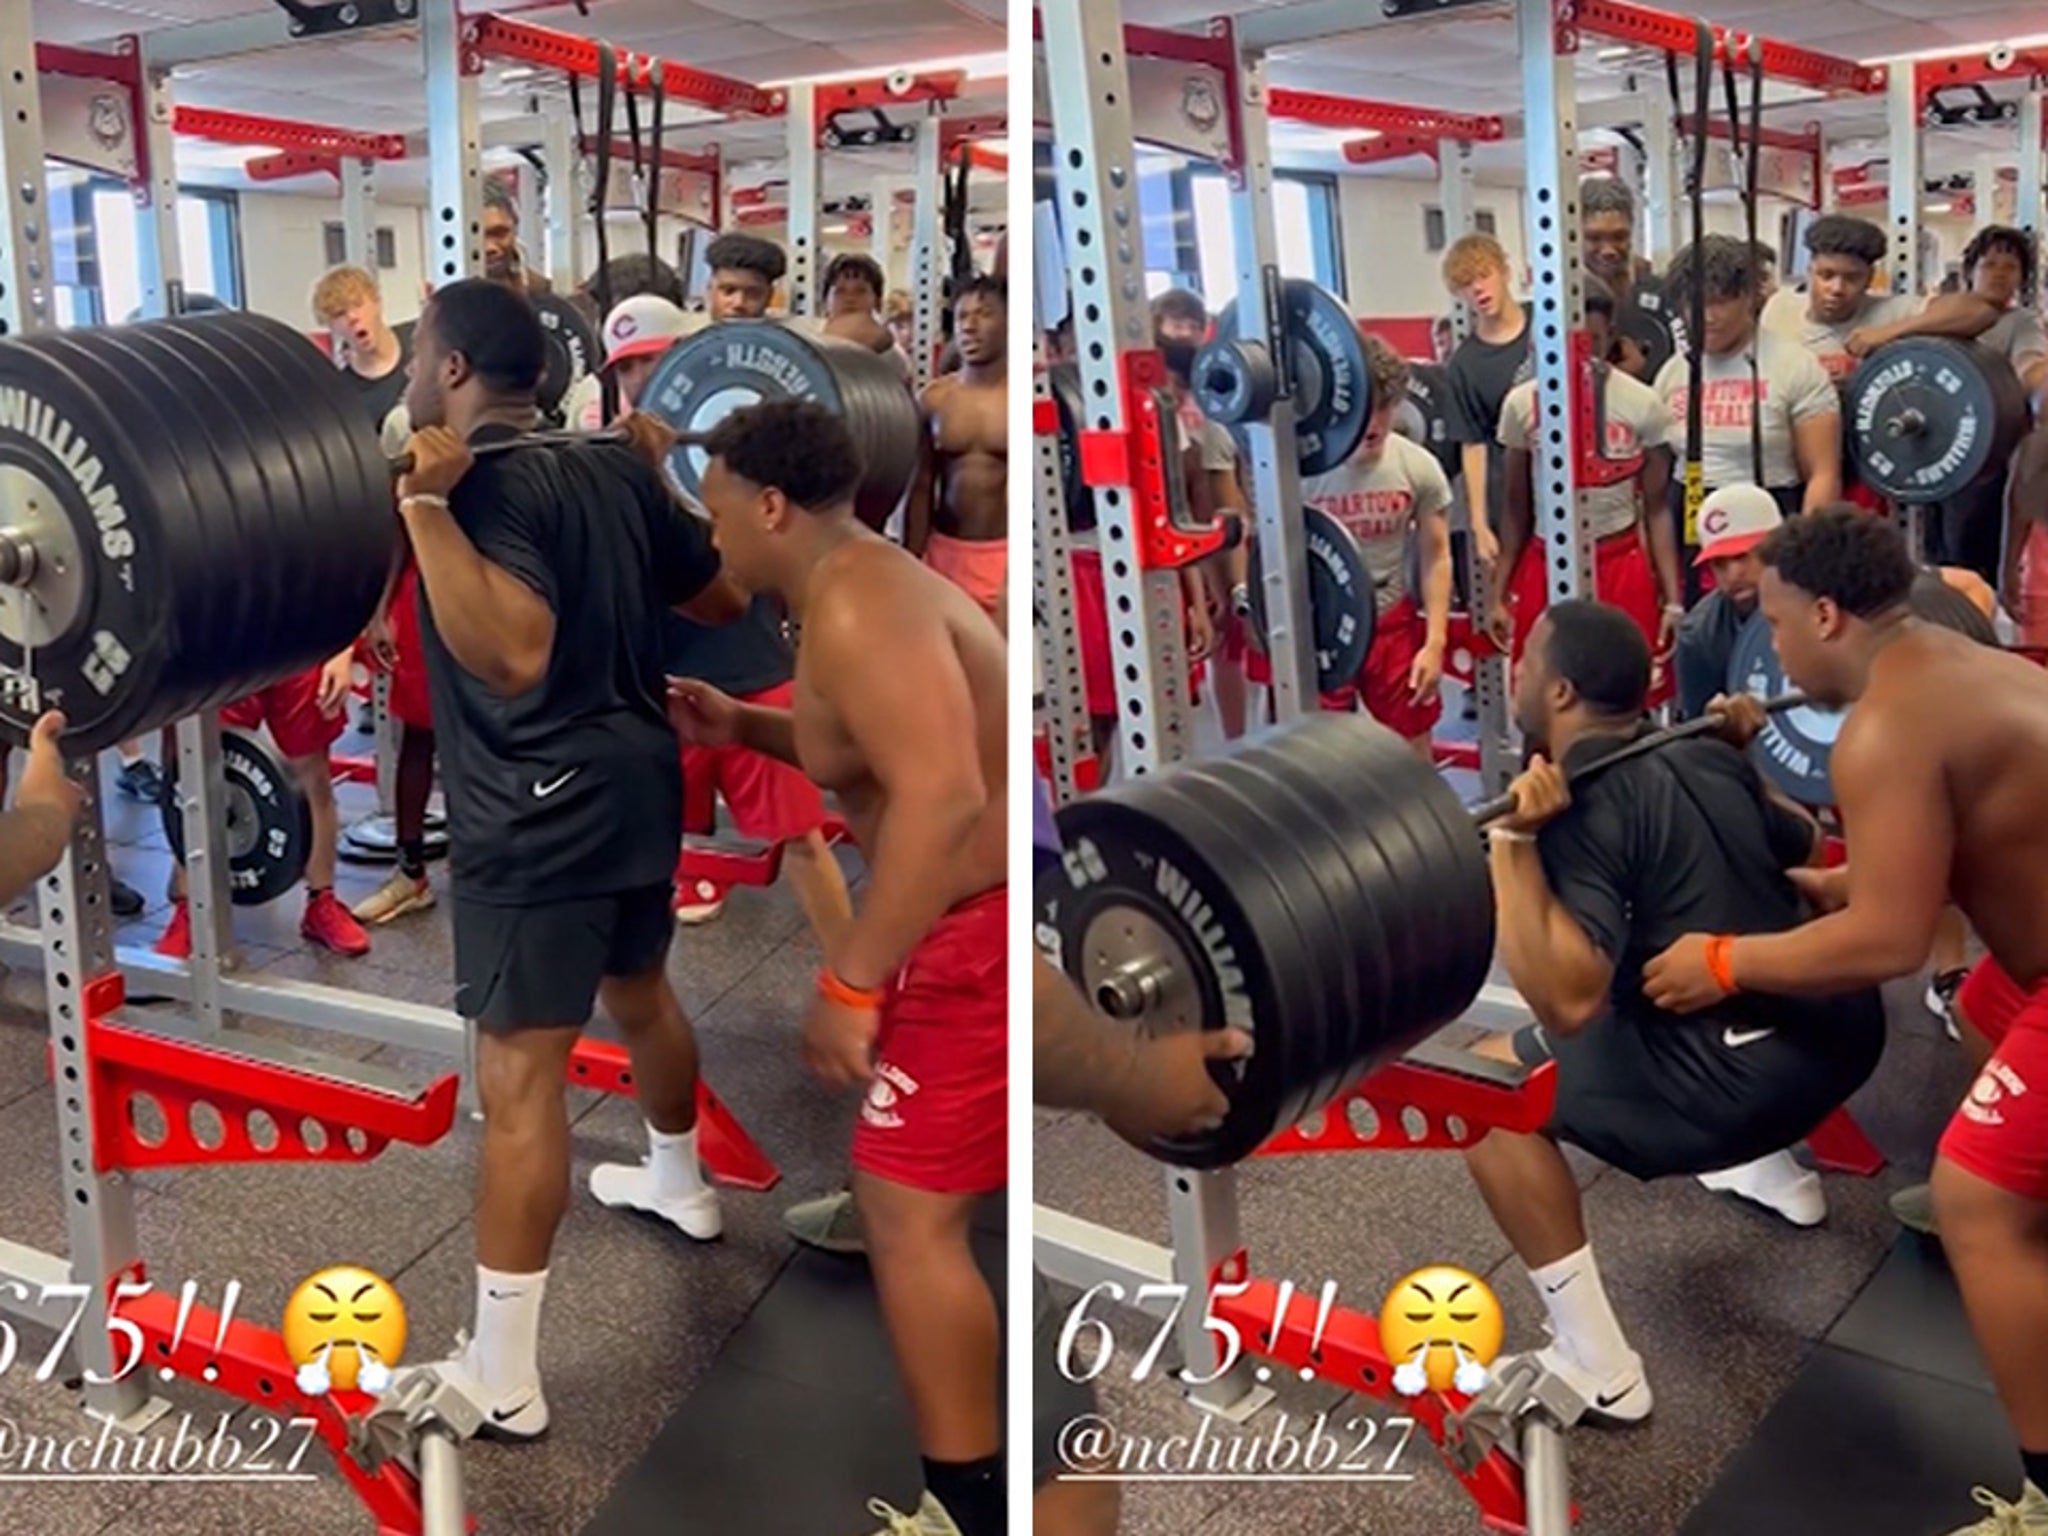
[1136,149,1343,313]
[1425,204,1498,253]
[323,222,399,270]
[45,166,243,325]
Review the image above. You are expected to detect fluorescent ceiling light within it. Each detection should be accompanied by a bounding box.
[1876,34,2048,65]
[766,51,1007,87]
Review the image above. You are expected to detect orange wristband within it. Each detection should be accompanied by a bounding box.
[817,967,885,1010]
[1703,935,1738,996]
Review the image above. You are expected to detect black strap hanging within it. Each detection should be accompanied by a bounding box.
[1722,41,1765,488]
[1673,25,1712,566]
[644,57,665,269]
[592,42,619,423]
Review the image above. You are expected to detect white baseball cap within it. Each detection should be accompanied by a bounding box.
[600,295,691,370]
[1693,484,1784,566]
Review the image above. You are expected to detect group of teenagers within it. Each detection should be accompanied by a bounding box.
[1036,179,2048,1536]
[0,192,1018,1535]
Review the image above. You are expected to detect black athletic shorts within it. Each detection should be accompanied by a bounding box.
[1033,1269,1098,1487]
[452,884,673,1032]
[1513,1003,1882,1181]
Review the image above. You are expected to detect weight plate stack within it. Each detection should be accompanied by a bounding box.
[1728,613,1842,806]
[1246,505,1377,691]
[0,312,396,754]
[161,727,313,906]
[640,320,922,530]
[1844,338,2029,505]
[1211,279,1372,476]
[1402,360,1462,483]
[533,292,600,416]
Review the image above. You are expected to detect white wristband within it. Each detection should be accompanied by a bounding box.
[1490,828,1537,845]
[400,493,449,511]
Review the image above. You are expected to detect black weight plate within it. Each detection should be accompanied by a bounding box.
[1170,763,1352,1138]
[1046,362,1094,533]
[160,728,312,907]
[1845,339,2029,504]
[1909,568,2000,646]
[0,338,185,750]
[1213,279,1372,476]
[533,292,599,416]
[1617,298,1680,383]
[1212,729,1408,1118]
[98,325,298,705]
[1728,612,1839,806]
[641,320,919,528]
[1280,717,1483,1074]
[1402,360,1463,484]
[1043,780,1313,1169]
[1246,506,1376,691]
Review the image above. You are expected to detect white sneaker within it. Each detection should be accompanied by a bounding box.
[408,1341,549,1442]
[1522,1342,1654,1427]
[589,1159,723,1241]
[672,879,726,926]
[1698,1152,1827,1227]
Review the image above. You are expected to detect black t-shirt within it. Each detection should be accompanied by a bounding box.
[1444,326,1532,528]
[349,321,414,437]
[665,594,792,698]
[1535,724,1878,1045]
[418,423,722,903]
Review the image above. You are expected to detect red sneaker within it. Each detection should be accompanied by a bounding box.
[152,900,191,960]
[303,890,371,957]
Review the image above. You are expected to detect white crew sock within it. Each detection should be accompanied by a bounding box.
[648,1123,707,1201]
[469,1265,547,1394]
[1527,1245,1633,1380]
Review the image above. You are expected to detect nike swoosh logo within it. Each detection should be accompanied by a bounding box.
[1722,1027,1774,1048]
[532,769,578,799]
[1543,1275,1577,1295]
[1595,1383,1639,1409]
[490,1399,536,1424]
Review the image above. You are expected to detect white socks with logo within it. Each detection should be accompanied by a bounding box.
[589,1122,723,1240]
[649,1124,709,1201]
[470,1265,547,1394]
[1528,1245,1633,1381]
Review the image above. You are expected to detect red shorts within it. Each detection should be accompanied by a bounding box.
[1071,546,1115,719]
[387,563,433,731]
[222,663,345,762]
[1504,529,1670,703]
[676,681,828,847]
[1247,597,1442,740]
[850,885,1007,1194]
[1942,955,2048,1200]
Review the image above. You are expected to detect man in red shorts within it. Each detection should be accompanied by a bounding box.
[1644,508,2048,1535]
[670,399,1007,1536]
[153,645,370,957]
[1489,272,1684,688]
[1249,334,1453,758]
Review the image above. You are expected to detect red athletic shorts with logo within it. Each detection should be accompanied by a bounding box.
[1503,529,1670,704]
[1246,596,1442,739]
[676,680,828,848]
[221,665,345,762]
[387,562,433,730]
[850,885,1008,1194]
[1943,955,2048,1200]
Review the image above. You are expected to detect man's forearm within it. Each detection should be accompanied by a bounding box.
[401,500,543,691]
[1421,531,1453,648]
[1461,443,1491,530]
[830,790,986,990]
[736,701,802,766]
[1896,293,1999,342]
[0,803,74,907]
[1489,840,1604,1031]
[1034,954,1139,1114]
[1728,909,1922,995]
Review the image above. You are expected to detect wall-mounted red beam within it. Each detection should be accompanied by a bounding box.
[1914,47,2048,104]
[1566,1,1881,95]
[1271,88,1504,141]
[1117,21,1238,74]
[468,14,784,117]
[170,106,406,160]
[811,70,966,132]
[1342,133,1441,166]
[578,136,720,174]
[33,41,141,87]
[245,149,341,181]
[940,113,1009,152]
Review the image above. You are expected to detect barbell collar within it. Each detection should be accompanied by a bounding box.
[1885,409,1926,439]
[0,530,38,588]
[1094,956,1180,1021]
[1467,690,1809,828]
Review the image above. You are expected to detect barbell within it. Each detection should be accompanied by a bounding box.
[1037,694,1802,1168]
[0,310,923,758]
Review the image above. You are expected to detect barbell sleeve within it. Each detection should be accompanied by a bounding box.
[387,427,633,478]
[1467,690,1809,829]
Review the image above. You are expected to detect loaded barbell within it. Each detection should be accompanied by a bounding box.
[1844,338,2029,505]
[1037,693,1803,1169]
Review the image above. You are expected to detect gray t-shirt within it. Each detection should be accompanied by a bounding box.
[1496,368,1671,539]
[1981,306,2048,374]
[1300,431,1453,615]
[1759,288,1919,387]
[1653,331,1838,489]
